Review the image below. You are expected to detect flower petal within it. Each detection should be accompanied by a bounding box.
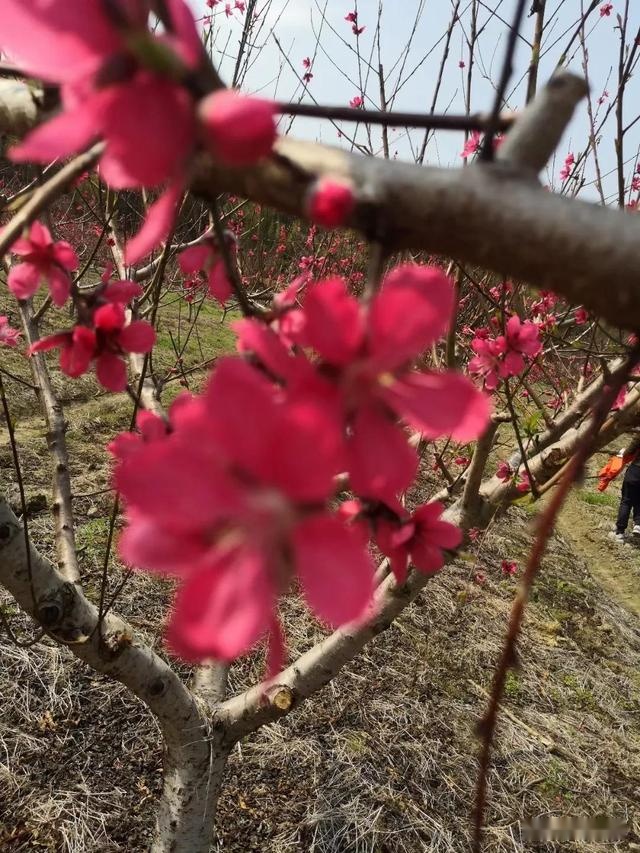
[124,178,183,264]
[368,264,454,370]
[104,280,143,303]
[164,0,203,68]
[7,263,40,300]
[0,0,118,82]
[114,438,239,533]
[178,244,210,275]
[100,75,195,189]
[10,104,98,164]
[207,260,232,304]
[294,515,375,627]
[96,352,128,392]
[381,371,491,442]
[348,405,417,502]
[261,399,345,502]
[119,320,156,353]
[47,265,72,307]
[301,277,364,365]
[166,546,274,662]
[119,514,206,576]
[59,326,96,378]
[200,90,276,166]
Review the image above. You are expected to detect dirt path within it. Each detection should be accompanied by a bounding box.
[557,486,640,617]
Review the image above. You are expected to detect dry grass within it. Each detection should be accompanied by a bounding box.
[1,335,640,851]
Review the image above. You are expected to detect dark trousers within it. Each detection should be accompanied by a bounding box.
[616,480,640,533]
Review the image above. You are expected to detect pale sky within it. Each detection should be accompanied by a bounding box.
[192,1,639,201]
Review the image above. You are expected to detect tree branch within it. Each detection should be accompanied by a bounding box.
[496,70,588,171]
[17,299,80,583]
[3,76,640,329]
[0,495,230,853]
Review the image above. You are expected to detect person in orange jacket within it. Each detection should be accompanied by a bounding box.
[599,434,640,541]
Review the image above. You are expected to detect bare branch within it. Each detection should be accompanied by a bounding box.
[17,300,80,583]
[496,70,588,171]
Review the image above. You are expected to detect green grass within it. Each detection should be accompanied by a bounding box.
[578,490,618,509]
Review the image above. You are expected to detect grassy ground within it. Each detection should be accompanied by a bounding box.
[1,303,640,851]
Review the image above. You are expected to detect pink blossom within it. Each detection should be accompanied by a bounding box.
[469,336,506,390]
[474,571,486,585]
[612,385,627,411]
[374,502,462,584]
[458,60,466,69]
[6,1,200,189]
[306,179,355,228]
[199,90,277,166]
[469,316,541,390]
[501,315,542,374]
[349,95,364,109]
[600,3,613,16]
[501,559,518,576]
[116,358,375,663]
[240,265,490,503]
[4,1,201,263]
[29,292,155,392]
[7,221,78,307]
[560,152,575,181]
[460,131,481,159]
[574,307,589,325]
[516,472,531,494]
[496,461,512,482]
[178,238,233,305]
[0,316,21,347]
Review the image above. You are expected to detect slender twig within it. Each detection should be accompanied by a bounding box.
[209,198,263,318]
[479,0,529,160]
[0,143,104,258]
[0,373,35,605]
[277,100,514,132]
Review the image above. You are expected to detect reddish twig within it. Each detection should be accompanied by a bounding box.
[472,340,640,852]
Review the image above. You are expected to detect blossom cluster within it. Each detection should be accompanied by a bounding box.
[2,0,278,264]
[111,264,490,669]
[30,266,155,392]
[469,315,542,391]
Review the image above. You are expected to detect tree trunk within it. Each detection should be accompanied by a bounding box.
[153,726,232,853]
[0,495,232,853]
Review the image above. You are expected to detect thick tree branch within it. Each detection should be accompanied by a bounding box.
[191,134,640,330]
[2,76,640,329]
[0,77,43,135]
